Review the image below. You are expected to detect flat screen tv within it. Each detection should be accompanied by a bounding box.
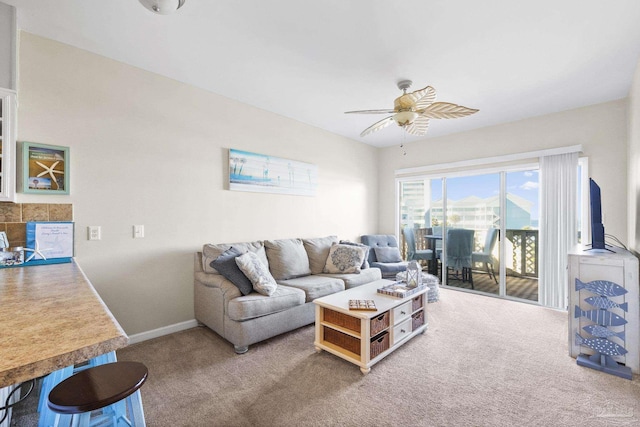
[589,178,606,250]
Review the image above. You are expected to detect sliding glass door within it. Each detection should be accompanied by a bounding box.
[398,166,540,302]
[504,169,539,300]
[442,173,500,295]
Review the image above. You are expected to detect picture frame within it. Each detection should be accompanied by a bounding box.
[228,149,318,196]
[22,142,70,194]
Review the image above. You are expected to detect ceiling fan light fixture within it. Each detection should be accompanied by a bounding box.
[139,0,186,15]
[393,111,419,126]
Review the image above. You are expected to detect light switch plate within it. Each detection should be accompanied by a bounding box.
[133,225,144,238]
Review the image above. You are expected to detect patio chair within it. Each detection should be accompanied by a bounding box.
[445,228,475,288]
[472,228,499,284]
[402,226,434,271]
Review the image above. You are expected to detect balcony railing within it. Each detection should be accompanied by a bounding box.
[402,227,539,278]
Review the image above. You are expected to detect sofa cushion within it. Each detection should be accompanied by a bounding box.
[319,267,382,289]
[277,275,345,302]
[202,241,268,274]
[210,247,253,296]
[236,252,278,296]
[264,238,311,280]
[374,246,403,263]
[323,243,367,274]
[339,240,370,269]
[227,285,305,321]
[302,236,338,274]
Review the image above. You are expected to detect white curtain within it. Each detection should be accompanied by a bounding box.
[539,152,579,309]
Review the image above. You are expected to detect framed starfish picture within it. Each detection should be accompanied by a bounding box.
[22,142,70,194]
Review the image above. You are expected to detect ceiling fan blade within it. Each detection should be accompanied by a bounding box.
[408,86,436,110]
[360,116,395,137]
[404,116,430,136]
[345,109,396,114]
[419,102,479,119]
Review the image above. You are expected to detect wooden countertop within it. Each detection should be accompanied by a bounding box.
[0,261,129,388]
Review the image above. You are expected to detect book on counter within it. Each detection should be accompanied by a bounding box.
[349,299,377,311]
[377,281,428,298]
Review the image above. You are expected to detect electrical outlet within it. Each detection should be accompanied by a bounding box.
[133,225,144,238]
[88,226,101,241]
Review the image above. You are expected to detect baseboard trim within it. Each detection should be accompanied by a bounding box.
[128,319,199,345]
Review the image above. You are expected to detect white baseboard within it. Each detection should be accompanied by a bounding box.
[128,319,199,345]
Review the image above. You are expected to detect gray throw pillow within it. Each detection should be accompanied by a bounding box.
[211,247,254,296]
[236,252,278,296]
[374,247,403,263]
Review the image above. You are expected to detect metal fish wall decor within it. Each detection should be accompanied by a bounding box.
[582,325,625,341]
[575,333,628,357]
[584,296,628,312]
[575,279,627,297]
[574,306,627,326]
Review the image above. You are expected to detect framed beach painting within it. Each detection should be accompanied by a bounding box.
[22,142,70,194]
[229,149,318,196]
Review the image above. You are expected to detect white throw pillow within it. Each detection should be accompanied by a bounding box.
[323,244,367,274]
[235,252,278,296]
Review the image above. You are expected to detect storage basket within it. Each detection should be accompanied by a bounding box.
[324,327,361,356]
[412,310,425,330]
[323,308,361,332]
[370,331,390,359]
[370,311,390,336]
[411,294,423,312]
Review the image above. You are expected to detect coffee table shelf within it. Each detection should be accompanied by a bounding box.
[314,279,428,374]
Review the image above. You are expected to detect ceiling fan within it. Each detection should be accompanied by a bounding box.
[345,80,479,138]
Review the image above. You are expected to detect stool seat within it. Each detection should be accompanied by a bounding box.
[48,362,148,415]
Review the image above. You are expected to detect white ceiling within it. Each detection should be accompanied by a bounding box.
[5,0,640,147]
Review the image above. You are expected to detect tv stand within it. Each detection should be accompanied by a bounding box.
[569,246,639,377]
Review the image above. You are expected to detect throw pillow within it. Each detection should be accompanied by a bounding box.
[202,241,267,274]
[235,252,278,296]
[264,238,311,280]
[210,247,253,296]
[323,243,367,274]
[339,240,370,269]
[374,247,403,263]
[303,236,338,274]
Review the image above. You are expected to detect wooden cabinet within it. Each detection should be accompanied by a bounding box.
[0,88,16,202]
[568,246,639,376]
[314,280,428,374]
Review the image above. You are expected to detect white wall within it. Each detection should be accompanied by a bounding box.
[15,32,379,335]
[629,58,640,254]
[378,99,629,245]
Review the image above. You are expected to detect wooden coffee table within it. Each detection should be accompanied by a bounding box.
[314,279,428,374]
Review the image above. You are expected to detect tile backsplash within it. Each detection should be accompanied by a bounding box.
[0,203,73,247]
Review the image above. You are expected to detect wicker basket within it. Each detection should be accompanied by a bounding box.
[323,308,361,332]
[370,312,390,336]
[411,294,423,312]
[324,327,361,355]
[412,310,425,330]
[370,331,390,359]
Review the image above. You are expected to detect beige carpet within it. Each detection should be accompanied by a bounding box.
[11,289,640,426]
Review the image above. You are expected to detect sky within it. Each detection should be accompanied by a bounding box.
[430,169,540,220]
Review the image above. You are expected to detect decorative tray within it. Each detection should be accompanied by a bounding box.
[377,282,428,298]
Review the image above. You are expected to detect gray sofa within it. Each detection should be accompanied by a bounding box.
[194,236,382,353]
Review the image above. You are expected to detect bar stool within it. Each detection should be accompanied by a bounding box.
[38,352,119,427]
[47,361,148,427]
